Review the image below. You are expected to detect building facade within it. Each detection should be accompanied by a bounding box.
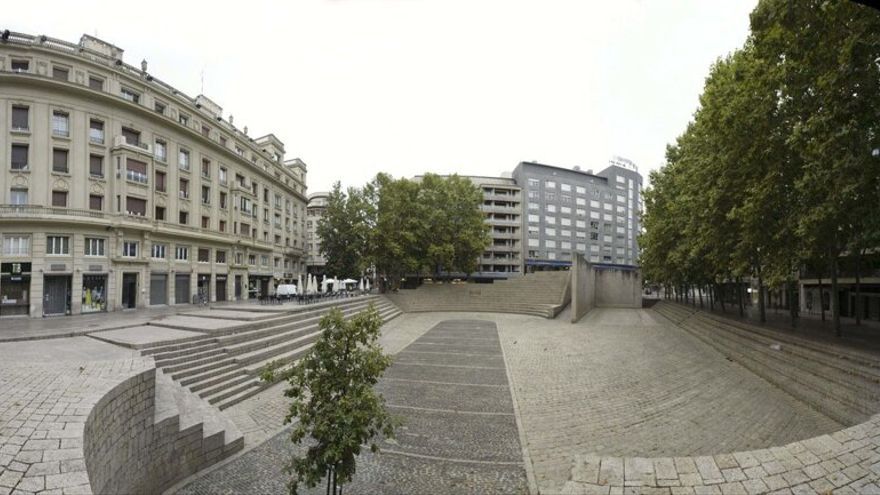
[305,191,328,276]
[0,32,308,317]
[512,158,642,270]
[472,176,523,278]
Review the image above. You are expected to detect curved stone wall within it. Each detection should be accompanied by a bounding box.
[83,367,236,495]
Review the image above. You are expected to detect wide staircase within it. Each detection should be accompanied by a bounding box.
[140,296,401,410]
[386,271,571,318]
[654,301,880,426]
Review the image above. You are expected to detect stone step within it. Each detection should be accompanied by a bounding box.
[216,380,267,410]
[170,356,238,381]
[188,366,250,392]
[179,362,241,387]
[148,340,221,360]
[207,377,264,405]
[676,317,873,425]
[155,345,228,368]
[691,313,880,385]
[197,372,254,400]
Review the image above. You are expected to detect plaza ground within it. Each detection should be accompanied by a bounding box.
[1,301,879,494]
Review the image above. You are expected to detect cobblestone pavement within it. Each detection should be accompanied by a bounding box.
[0,337,150,495]
[174,318,528,495]
[499,308,847,493]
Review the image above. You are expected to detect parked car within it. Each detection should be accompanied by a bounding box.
[275,284,298,300]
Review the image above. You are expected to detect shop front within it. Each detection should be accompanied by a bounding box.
[150,273,168,305]
[175,274,191,304]
[81,274,107,313]
[197,274,211,302]
[248,275,272,298]
[0,262,31,316]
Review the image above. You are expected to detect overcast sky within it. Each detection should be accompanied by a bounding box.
[11,0,756,192]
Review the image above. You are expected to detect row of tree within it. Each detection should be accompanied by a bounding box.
[317,173,491,289]
[640,0,880,336]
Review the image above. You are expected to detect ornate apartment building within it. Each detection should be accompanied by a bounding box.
[0,32,308,317]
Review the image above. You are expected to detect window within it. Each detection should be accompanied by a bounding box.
[178,149,190,171]
[89,194,103,211]
[219,191,227,209]
[126,197,146,216]
[527,178,539,188]
[576,186,586,194]
[561,183,571,192]
[154,101,166,114]
[152,243,166,259]
[248,254,256,266]
[546,240,556,249]
[546,204,556,213]
[590,211,600,219]
[120,129,141,148]
[216,250,226,264]
[175,246,189,261]
[46,236,70,255]
[155,171,166,192]
[201,125,210,138]
[121,88,140,103]
[219,167,227,184]
[528,238,539,247]
[11,106,28,131]
[154,140,167,161]
[52,148,68,173]
[546,192,556,201]
[51,191,67,207]
[201,186,211,205]
[576,198,586,206]
[546,216,557,225]
[11,60,29,72]
[52,111,69,137]
[179,211,188,225]
[126,159,148,184]
[122,241,138,257]
[201,216,209,229]
[52,66,69,81]
[155,206,165,221]
[11,144,28,170]
[561,241,572,250]
[2,235,30,256]
[219,220,227,232]
[545,180,556,189]
[261,255,269,267]
[9,188,28,205]
[179,179,189,199]
[528,214,539,223]
[197,248,210,263]
[178,113,189,126]
[545,228,556,236]
[201,159,211,179]
[88,76,103,91]
[89,119,104,144]
[561,218,571,226]
[85,238,105,257]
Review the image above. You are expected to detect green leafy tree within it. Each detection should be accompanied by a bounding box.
[317,182,373,278]
[261,305,396,495]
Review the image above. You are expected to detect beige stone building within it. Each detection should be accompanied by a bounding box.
[305,191,328,276]
[0,32,308,317]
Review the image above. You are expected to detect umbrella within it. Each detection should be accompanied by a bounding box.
[366,279,371,291]
[341,278,357,284]
[297,274,302,293]
[358,279,364,292]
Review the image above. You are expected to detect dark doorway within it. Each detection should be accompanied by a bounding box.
[43,275,70,316]
[150,273,168,305]
[234,275,242,300]
[175,274,191,304]
[216,276,227,302]
[197,274,211,302]
[121,273,138,309]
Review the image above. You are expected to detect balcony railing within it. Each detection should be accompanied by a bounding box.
[126,169,148,184]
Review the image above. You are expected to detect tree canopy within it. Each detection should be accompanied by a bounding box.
[640,0,880,335]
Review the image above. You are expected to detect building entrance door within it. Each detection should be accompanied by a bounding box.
[43,275,70,316]
[121,273,138,309]
[216,276,227,302]
[234,275,242,300]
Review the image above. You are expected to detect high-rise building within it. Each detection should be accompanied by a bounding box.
[512,158,642,270]
[0,32,308,316]
[305,192,329,276]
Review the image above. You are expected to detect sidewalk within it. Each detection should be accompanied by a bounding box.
[0,300,258,342]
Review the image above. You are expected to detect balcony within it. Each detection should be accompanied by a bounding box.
[126,170,148,184]
[179,190,190,200]
[112,135,151,153]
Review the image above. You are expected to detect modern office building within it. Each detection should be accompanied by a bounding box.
[0,32,308,317]
[305,191,328,276]
[512,157,643,270]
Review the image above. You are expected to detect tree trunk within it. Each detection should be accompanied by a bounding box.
[758,274,766,324]
[709,284,714,310]
[817,273,825,322]
[698,284,704,309]
[855,248,863,325]
[831,253,841,337]
[332,467,338,495]
[327,468,332,495]
[788,279,797,329]
[719,282,726,313]
[737,276,744,317]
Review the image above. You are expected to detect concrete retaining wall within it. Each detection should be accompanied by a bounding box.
[571,253,594,323]
[570,260,642,322]
[83,368,232,495]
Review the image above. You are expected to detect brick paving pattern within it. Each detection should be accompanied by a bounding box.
[175,319,529,495]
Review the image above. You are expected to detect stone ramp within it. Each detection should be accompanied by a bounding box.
[172,318,529,495]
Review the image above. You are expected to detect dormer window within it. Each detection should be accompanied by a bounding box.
[121,87,140,104]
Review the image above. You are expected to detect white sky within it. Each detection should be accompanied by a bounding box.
[11,0,755,192]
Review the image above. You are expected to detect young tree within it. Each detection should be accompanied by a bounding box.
[261,305,397,495]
